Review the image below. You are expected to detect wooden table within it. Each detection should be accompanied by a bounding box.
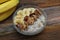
[0,0,60,40]
[0,24,60,40]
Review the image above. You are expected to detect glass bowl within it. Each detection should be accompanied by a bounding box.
[13,5,47,35]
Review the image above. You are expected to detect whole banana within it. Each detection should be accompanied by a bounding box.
[0,7,16,21]
[0,0,19,13]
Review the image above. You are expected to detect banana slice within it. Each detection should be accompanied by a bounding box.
[14,8,36,25]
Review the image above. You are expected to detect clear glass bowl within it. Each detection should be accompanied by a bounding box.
[13,5,47,35]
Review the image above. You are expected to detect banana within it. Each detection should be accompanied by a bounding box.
[0,0,19,13]
[0,7,16,21]
[0,0,8,4]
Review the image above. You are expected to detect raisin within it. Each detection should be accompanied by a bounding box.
[24,16,29,21]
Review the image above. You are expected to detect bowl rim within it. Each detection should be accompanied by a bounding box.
[13,5,47,35]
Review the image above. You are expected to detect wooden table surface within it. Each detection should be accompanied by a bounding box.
[0,0,60,40]
[0,24,60,40]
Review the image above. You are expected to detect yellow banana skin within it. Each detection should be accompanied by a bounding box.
[0,7,16,21]
[0,0,8,4]
[0,0,19,13]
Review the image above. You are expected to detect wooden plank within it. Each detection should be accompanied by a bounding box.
[0,24,60,40]
[20,0,60,7]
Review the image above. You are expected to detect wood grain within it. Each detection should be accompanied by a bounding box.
[0,0,60,40]
[20,0,60,7]
[0,24,60,40]
[43,6,60,25]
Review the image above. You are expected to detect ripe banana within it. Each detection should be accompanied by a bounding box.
[0,7,16,21]
[0,0,19,13]
[0,0,8,4]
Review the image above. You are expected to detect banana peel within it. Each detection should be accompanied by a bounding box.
[0,0,19,13]
[0,0,19,21]
[0,7,16,21]
[0,0,8,4]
